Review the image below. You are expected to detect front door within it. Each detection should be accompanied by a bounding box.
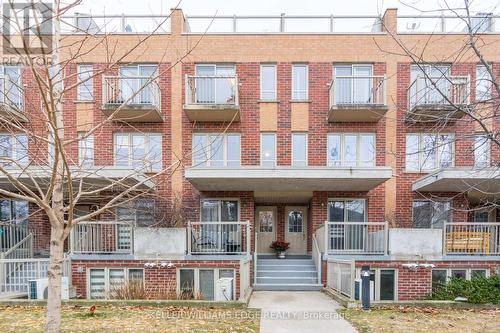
[255,206,277,254]
[285,206,307,255]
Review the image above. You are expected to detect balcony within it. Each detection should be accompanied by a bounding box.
[70,221,134,255]
[407,76,469,122]
[444,222,500,256]
[320,221,388,255]
[185,166,392,191]
[187,221,250,255]
[0,78,27,123]
[184,75,240,122]
[328,75,387,122]
[101,76,163,122]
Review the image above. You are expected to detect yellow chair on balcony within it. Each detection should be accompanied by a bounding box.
[446,231,490,254]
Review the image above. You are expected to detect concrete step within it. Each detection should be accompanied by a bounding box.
[257,264,317,271]
[257,276,318,284]
[253,283,323,291]
[258,259,314,265]
[257,270,317,278]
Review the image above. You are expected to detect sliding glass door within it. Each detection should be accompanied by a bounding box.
[328,199,366,251]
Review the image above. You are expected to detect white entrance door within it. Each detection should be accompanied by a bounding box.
[255,206,277,254]
[285,206,307,255]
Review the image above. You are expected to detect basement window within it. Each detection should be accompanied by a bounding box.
[177,268,235,301]
[88,267,144,299]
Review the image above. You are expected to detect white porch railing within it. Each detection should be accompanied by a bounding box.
[70,221,134,255]
[325,221,388,255]
[312,233,322,284]
[102,76,161,108]
[407,75,469,110]
[0,77,23,111]
[327,259,355,298]
[444,222,500,256]
[0,223,34,257]
[239,258,251,300]
[329,75,386,107]
[185,75,239,106]
[187,221,250,255]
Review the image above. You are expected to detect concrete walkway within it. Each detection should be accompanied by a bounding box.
[249,291,357,333]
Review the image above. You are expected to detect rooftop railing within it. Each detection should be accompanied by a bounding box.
[398,15,500,34]
[185,15,383,34]
[60,14,171,34]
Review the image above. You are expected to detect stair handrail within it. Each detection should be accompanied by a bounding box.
[312,233,322,285]
[1,233,34,259]
[253,231,258,285]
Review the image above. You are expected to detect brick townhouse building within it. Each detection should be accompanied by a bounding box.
[0,8,499,302]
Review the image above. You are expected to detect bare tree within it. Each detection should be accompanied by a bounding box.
[0,0,222,331]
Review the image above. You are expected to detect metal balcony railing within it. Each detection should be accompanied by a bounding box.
[407,75,470,110]
[329,75,386,108]
[187,221,250,255]
[185,75,239,106]
[0,77,23,111]
[324,221,388,255]
[444,222,500,256]
[70,221,134,255]
[102,76,161,109]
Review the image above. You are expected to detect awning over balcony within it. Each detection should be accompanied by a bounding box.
[0,167,155,191]
[412,168,500,195]
[185,166,392,191]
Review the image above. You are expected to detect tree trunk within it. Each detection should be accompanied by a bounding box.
[45,225,64,333]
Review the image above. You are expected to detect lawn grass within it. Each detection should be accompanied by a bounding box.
[0,304,260,332]
[339,306,500,333]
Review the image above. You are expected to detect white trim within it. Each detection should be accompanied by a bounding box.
[432,268,490,284]
[260,64,277,100]
[177,267,236,300]
[355,267,398,301]
[327,198,368,222]
[405,133,455,172]
[192,133,241,167]
[87,267,144,299]
[327,133,376,167]
[291,132,308,166]
[260,132,277,167]
[411,198,451,229]
[199,198,241,222]
[291,64,308,100]
[113,132,162,171]
[76,64,94,101]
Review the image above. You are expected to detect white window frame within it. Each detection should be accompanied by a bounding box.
[260,64,277,100]
[474,134,490,168]
[327,133,376,167]
[355,268,398,301]
[192,133,241,167]
[476,65,492,102]
[473,208,496,222]
[292,64,308,100]
[199,198,241,222]
[292,132,308,166]
[87,267,144,299]
[77,64,93,101]
[432,268,489,284]
[0,65,22,106]
[176,268,236,301]
[113,133,162,172]
[405,133,455,172]
[260,132,277,167]
[328,198,368,222]
[411,199,451,229]
[77,132,94,167]
[0,133,28,167]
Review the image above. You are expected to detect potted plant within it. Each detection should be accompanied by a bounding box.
[270,241,290,259]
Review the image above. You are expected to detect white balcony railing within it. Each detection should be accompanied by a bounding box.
[324,221,388,255]
[0,223,33,255]
[102,76,161,109]
[444,222,500,256]
[185,75,239,106]
[70,221,134,255]
[0,77,23,111]
[407,76,469,110]
[187,221,250,255]
[329,75,386,108]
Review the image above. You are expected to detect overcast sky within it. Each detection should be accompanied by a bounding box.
[70,0,499,16]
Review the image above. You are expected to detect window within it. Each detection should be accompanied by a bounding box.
[406,133,454,171]
[78,132,94,167]
[288,210,304,233]
[114,133,162,171]
[192,133,240,167]
[474,135,490,168]
[355,268,397,301]
[328,199,366,251]
[412,200,451,229]
[88,268,144,299]
[260,64,276,100]
[201,199,239,222]
[292,64,308,100]
[0,134,28,167]
[119,65,157,104]
[431,270,447,292]
[258,210,274,232]
[0,199,28,224]
[409,64,451,106]
[432,268,489,292]
[261,133,276,167]
[117,199,155,227]
[77,64,93,101]
[328,133,375,167]
[328,199,366,222]
[292,133,307,166]
[177,268,235,301]
[476,65,492,101]
[474,209,495,222]
[333,65,374,104]
[195,65,236,104]
[0,66,22,108]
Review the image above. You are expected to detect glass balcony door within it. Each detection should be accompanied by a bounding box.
[1,66,22,108]
[119,65,157,104]
[334,65,373,104]
[195,65,236,104]
[410,65,450,105]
